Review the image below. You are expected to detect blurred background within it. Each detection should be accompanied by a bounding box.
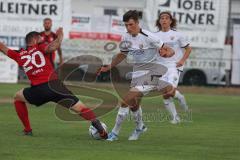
[0,0,240,86]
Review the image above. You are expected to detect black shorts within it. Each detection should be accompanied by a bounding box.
[23,80,79,108]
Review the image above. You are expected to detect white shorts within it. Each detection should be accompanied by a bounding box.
[130,63,169,95]
[130,80,173,95]
[130,85,156,95]
[130,72,173,96]
[160,67,181,88]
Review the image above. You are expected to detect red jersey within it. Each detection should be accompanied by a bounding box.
[7,43,58,86]
[40,31,57,63]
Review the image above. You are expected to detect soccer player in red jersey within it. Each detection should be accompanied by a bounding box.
[0,28,107,139]
[40,18,63,67]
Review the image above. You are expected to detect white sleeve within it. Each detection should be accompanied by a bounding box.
[178,32,189,48]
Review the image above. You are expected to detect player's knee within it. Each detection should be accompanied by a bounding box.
[170,89,176,97]
[164,86,175,97]
[163,92,174,99]
[163,91,171,99]
[14,90,23,101]
[71,101,85,113]
[130,103,139,112]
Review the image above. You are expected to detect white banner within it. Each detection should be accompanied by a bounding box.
[144,0,229,49]
[71,14,92,32]
[231,24,240,85]
[61,39,119,65]
[0,54,18,83]
[0,0,71,44]
[0,0,63,20]
[110,16,126,35]
[185,46,231,70]
[91,16,110,33]
[70,15,122,41]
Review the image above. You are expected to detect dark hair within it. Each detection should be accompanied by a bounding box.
[155,11,177,31]
[123,10,139,22]
[25,31,40,44]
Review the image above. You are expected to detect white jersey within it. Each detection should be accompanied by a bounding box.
[155,30,189,70]
[120,29,164,68]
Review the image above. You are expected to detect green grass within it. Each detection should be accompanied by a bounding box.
[0,83,240,160]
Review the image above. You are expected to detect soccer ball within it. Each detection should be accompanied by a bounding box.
[89,122,107,140]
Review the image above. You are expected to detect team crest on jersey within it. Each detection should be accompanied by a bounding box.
[139,44,144,49]
[49,37,54,41]
[170,36,175,40]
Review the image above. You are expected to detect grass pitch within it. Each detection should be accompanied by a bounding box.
[0,83,239,160]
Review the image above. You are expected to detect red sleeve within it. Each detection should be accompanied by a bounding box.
[7,49,20,62]
[38,43,48,54]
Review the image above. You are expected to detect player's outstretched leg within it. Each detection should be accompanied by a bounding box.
[71,102,108,139]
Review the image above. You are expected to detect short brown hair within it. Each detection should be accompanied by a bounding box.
[155,11,177,31]
[123,10,139,22]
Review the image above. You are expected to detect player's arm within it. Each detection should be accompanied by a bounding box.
[0,42,9,55]
[176,45,192,67]
[57,47,63,65]
[176,33,192,67]
[140,30,174,57]
[109,52,127,69]
[99,52,127,73]
[0,42,20,62]
[45,27,63,54]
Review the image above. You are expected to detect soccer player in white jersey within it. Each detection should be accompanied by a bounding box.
[155,11,192,124]
[99,10,174,141]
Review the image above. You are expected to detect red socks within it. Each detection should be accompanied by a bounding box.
[80,107,96,121]
[14,100,32,132]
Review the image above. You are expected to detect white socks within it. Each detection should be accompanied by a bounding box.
[131,106,144,130]
[112,106,129,135]
[163,98,178,120]
[174,90,188,112]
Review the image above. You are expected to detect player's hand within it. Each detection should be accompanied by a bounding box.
[96,65,111,76]
[159,46,175,58]
[0,41,9,55]
[176,60,185,67]
[56,27,63,37]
